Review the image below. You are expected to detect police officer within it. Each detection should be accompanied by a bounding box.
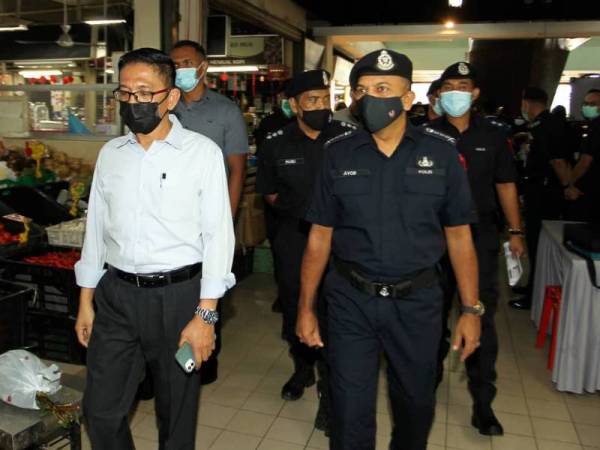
[428,62,525,436]
[410,78,443,127]
[256,70,355,431]
[297,50,482,450]
[565,89,600,222]
[510,87,570,309]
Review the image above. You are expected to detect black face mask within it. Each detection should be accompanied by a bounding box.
[120,95,169,135]
[358,95,404,133]
[301,108,332,131]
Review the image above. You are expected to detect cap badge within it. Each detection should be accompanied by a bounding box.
[376,50,395,71]
[458,62,469,75]
[322,71,329,86]
[417,156,434,168]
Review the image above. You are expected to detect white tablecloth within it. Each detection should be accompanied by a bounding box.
[531,221,600,393]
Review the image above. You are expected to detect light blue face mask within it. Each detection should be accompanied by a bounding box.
[175,67,202,92]
[432,98,443,116]
[582,105,600,120]
[440,91,472,117]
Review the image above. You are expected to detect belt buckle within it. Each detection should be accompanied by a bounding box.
[375,283,393,298]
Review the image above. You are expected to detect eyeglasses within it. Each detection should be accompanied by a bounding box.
[113,88,170,103]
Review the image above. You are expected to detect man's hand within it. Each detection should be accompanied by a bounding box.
[509,235,525,257]
[296,309,324,348]
[565,185,583,201]
[452,314,481,362]
[179,316,216,366]
[75,300,95,348]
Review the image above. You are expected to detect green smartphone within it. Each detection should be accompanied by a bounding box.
[175,342,195,373]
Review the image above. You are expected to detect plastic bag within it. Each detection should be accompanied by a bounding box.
[0,350,61,409]
[503,241,523,287]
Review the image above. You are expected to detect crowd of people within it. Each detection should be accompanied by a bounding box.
[73,42,599,450]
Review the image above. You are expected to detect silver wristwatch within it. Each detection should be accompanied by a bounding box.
[461,301,485,316]
[194,306,219,325]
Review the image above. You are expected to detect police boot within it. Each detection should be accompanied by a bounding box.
[281,358,315,401]
[471,403,504,436]
[314,380,330,436]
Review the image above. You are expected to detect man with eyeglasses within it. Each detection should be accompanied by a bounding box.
[74,48,235,450]
[170,40,248,385]
[297,50,481,450]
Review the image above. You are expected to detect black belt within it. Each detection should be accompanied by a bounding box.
[333,257,438,299]
[108,263,202,288]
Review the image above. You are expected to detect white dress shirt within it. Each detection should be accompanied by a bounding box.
[75,115,236,299]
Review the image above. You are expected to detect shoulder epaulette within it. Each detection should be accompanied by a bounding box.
[422,127,457,145]
[324,129,359,148]
[265,128,285,140]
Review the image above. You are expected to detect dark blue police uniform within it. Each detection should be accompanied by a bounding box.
[306,124,476,450]
[428,114,517,410]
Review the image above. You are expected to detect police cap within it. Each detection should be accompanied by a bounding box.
[427,79,442,96]
[440,62,478,85]
[285,70,330,98]
[349,49,413,88]
[523,86,548,104]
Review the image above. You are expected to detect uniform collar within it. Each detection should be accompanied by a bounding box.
[117,114,184,150]
[178,87,214,108]
[438,113,483,137]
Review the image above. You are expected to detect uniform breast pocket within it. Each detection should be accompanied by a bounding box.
[333,170,372,196]
[403,172,446,197]
[277,158,306,178]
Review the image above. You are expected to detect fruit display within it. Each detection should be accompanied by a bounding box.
[23,250,80,269]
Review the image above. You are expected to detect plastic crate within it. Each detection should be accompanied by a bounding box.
[0,186,73,226]
[46,218,86,248]
[0,279,35,354]
[0,245,80,315]
[25,309,85,364]
[0,216,44,259]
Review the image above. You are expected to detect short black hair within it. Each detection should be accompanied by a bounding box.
[118,47,176,87]
[523,86,548,104]
[586,88,600,96]
[172,40,207,59]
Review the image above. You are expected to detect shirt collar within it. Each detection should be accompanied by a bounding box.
[117,114,184,150]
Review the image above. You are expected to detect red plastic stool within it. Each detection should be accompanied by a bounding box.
[535,285,562,370]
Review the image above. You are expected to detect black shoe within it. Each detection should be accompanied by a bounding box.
[314,400,330,436]
[271,297,282,313]
[281,370,316,401]
[200,359,218,385]
[509,297,531,310]
[472,408,504,436]
[511,286,528,295]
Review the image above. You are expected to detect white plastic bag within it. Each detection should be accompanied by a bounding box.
[503,241,523,287]
[0,350,62,409]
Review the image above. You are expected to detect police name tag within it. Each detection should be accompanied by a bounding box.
[278,158,304,166]
[406,168,446,176]
[333,169,371,178]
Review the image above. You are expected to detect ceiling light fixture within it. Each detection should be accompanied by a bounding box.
[19,70,62,78]
[0,24,28,32]
[444,20,455,29]
[85,19,126,26]
[207,65,260,73]
[449,0,463,6]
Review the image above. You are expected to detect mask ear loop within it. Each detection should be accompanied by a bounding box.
[157,89,173,119]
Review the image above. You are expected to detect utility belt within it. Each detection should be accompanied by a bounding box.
[333,257,438,299]
[107,262,202,288]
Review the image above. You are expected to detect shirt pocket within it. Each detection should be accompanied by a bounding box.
[277,158,306,178]
[333,169,372,196]
[403,169,446,196]
[159,175,199,222]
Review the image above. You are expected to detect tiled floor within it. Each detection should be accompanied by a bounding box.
[54,272,600,450]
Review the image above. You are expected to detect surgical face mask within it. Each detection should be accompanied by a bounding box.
[281,99,294,119]
[301,108,332,131]
[358,95,404,133]
[120,95,169,135]
[582,105,600,120]
[175,66,202,92]
[432,98,443,116]
[440,91,472,118]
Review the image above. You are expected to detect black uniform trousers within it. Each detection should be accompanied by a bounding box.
[271,216,318,369]
[325,269,443,450]
[438,221,500,406]
[84,270,202,450]
[523,182,563,295]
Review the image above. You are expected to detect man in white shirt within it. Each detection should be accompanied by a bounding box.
[74,47,235,450]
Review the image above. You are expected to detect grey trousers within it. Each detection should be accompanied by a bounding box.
[83,270,202,450]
